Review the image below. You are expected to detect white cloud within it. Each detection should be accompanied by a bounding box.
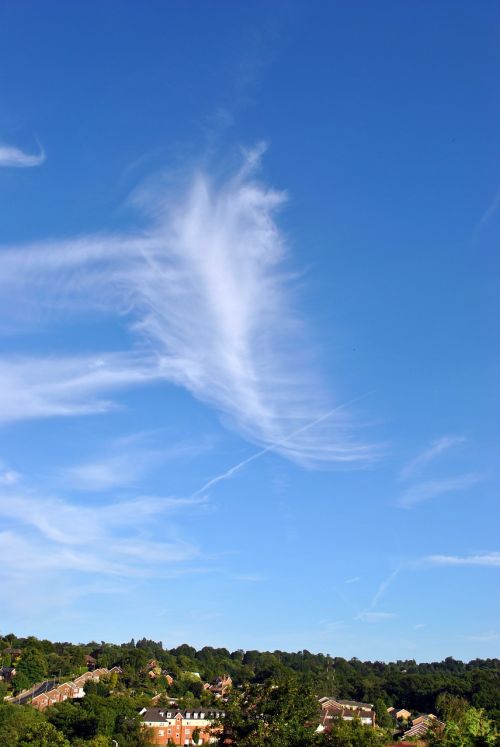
[464,631,500,642]
[479,186,500,226]
[356,611,396,623]
[0,353,163,423]
[0,150,378,466]
[345,576,360,584]
[370,567,400,608]
[0,141,45,168]
[0,469,21,486]
[400,435,466,480]
[0,489,206,579]
[398,473,482,508]
[65,435,211,491]
[424,552,500,568]
[356,567,400,623]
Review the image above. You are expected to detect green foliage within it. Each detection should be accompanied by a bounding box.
[14,648,48,691]
[373,698,392,729]
[0,705,68,746]
[17,720,70,746]
[428,706,499,747]
[436,692,470,722]
[319,717,386,747]
[218,675,319,747]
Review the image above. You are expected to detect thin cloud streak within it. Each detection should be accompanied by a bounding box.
[479,186,500,226]
[0,141,45,167]
[356,612,396,623]
[464,632,500,642]
[193,393,374,496]
[0,149,378,465]
[424,552,500,568]
[371,567,400,608]
[398,473,483,508]
[400,435,467,480]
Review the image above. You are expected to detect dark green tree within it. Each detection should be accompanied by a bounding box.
[217,675,319,747]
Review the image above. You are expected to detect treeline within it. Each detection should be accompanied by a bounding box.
[2,635,499,723]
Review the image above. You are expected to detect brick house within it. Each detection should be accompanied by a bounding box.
[31,667,114,711]
[141,707,224,745]
[208,675,232,698]
[318,698,376,728]
[387,706,411,721]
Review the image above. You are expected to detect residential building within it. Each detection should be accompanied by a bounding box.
[387,706,411,721]
[403,713,444,740]
[141,707,224,745]
[0,666,16,682]
[318,698,376,729]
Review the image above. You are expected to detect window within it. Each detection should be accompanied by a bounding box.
[193,712,198,718]
[186,712,191,718]
[167,712,172,718]
[159,730,164,736]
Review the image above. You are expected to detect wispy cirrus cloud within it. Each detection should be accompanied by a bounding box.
[0,488,205,578]
[0,141,45,167]
[356,611,396,623]
[464,631,500,642]
[64,433,212,491]
[356,567,400,623]
[0,462,21,486]
[479,186,500,227]
[400,435,466,480]
[398,473,483,508]
[424,552,500,568]
[0,148,377,466]
[0,353,163,424]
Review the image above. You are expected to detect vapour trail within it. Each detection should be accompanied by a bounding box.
[192,392,372,497]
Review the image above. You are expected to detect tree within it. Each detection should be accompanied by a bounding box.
[217,675,319,747]
[436,693,470,723]
[0,704,45,744]
[428,706,498,747]
[373,698,392,729]
[18,720,69,747]
[319,717,386,747]
[15,649,48,689]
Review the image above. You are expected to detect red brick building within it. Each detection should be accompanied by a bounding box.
[141,707,224,745]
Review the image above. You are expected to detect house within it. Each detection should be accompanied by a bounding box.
[151,693,178,706]
[3,647,22,657]
[56,682,80,699]
[141,707,224,745]
[0,666,16,682]
[318,698,376,728]
[31,693,52,711]
[387,706,411,721]
[30,667,116,710]
[208,675,232,698]
[403,714,444,740]
[85,655,97,670]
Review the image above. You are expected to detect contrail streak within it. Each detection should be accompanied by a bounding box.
[192,392,372,497]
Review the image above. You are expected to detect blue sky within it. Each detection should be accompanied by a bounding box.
[0,0,499,661]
